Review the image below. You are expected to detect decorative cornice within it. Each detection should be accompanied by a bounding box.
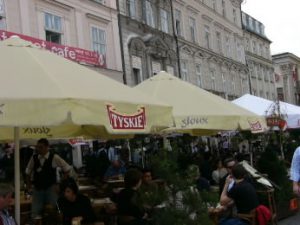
[86,13,110,23]
[202,14,213,23]
[173,0,185,7]
[230,0,242,8]
[213,21,224,30]
[186,5,200,15]
[39,0,74,11]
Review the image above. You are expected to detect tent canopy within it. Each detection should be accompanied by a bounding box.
[134,71,267,135]
[232,94,300,129]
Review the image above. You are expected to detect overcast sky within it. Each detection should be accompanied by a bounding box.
[241,0,300,57]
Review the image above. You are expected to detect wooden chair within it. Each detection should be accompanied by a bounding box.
[257,188,278,225]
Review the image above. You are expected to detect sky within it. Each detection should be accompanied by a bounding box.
[241,0,300,57]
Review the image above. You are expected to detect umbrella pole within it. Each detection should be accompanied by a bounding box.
[14,127,20,225]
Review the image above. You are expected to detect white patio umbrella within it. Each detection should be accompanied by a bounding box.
[0,37,173,223]
[134,71,267,135]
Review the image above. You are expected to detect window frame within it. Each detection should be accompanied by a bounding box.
[160,8,169,33]
[204,25,211,49]
[189,17,196,43]
[181,61,188,81]
[196,64,202,87]
[91,26,107,56]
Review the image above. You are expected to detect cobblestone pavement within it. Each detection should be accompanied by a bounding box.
[278,212,300,225]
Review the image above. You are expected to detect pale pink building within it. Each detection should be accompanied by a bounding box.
[0,0,123,82]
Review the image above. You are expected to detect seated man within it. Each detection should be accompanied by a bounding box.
[218,164,259,225]
[103,160,126,181]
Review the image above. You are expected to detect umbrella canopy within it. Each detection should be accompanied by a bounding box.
[232,94,300,129]
[0,37,173,137]
[134,71,267,135]
[0,37,173,224]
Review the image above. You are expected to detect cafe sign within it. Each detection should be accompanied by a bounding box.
[0,30,106,68]
[107,104,146,130]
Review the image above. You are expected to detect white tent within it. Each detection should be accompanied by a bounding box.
[232,94,300,129]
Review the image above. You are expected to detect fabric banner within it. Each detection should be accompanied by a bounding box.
[0,30,106,68]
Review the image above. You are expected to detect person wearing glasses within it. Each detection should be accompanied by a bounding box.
[219,164,259,225]
[218,158,237,196]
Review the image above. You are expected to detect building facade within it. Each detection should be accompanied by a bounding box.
[242,12,276,101]
[272,53,300,105]
[172,0,248,100]
[117,0,178,86]
[0,0,123,82]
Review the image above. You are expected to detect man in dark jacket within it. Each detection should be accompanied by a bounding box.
[25,138,71,220]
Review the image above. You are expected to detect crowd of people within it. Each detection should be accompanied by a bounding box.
[1,132,300,225]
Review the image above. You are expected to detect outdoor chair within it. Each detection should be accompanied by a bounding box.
[257,188,278,225]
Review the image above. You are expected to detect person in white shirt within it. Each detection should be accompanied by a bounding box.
[212,160,227,185]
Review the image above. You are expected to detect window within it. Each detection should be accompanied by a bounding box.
[211,70,216,90]
[245,38,249,51]
[257,43,260,55]
[255,21,260,33]
[133,68,142,85]
[189,17,196,43]
[92,0,104,3]
[152,61,161,76]
[242,13,246,26]
[181,61,188,81]
[249,17,253,29]
[272,93,275,101]
[216,32,222,53]
[259,44,263,56]
[91,27,106,55]
[253,89,257,96]
[222,0,226,17]
[222,73,226,93]
[132,56,143,84]
[237,42,242,61]
[0,17,5,30]
[252,41,256,53]
[174,9,182,36]
[167,66,174,75]
[212,0,216,10]
[145,0,155,28]
[160,9,168,33]
[226,36,231,58]
[196,64,202,87]
[231,75,236,94]
[44,12,62,44]
[233,9,237,24]
[204,25,210,49]
[0,0,5,30]
[127,0,136,18]
[259,90,264,98]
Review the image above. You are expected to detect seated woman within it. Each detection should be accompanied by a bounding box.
[117,169,148,225]
[219,164,259,225]
[58,178,97,225]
